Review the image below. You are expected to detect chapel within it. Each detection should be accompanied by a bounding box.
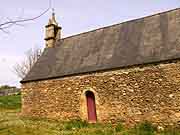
[21,8,180,125]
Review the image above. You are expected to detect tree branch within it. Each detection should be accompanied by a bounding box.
[13,47,42,79]
[0,8,50,29]
[0,0,52,31]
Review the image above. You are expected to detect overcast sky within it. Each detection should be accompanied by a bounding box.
[0,0,179,87]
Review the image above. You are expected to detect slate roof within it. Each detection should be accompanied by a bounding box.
[21,8,180,83]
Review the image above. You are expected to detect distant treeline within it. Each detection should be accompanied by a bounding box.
[0,85,20,96]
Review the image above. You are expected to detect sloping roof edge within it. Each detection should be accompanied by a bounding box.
[21,58,180,83]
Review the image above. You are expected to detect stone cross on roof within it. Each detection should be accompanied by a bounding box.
[48,8,58,26]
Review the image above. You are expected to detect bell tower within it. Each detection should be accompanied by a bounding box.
[44,9,61,48]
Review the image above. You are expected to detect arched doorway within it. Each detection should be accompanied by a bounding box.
[86,91,97,122]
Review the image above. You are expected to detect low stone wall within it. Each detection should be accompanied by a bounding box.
[21,60,180,126]
[0,88,20,96]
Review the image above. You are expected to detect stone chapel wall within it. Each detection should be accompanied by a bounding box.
[21,60,180,126]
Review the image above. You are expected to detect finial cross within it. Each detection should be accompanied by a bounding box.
[52,8,55,14]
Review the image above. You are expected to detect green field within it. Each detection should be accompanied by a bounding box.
[0,95,21,109]
[0,95,180,135]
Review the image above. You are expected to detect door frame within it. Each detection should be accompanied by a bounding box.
[80,88,99,123]
[86,91,97,122]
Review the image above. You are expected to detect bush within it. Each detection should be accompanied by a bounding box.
[0,85,11,90]
[115,123,124,132]
[16,91,21,95]
[133,121,157,135]
[64,120,89,130]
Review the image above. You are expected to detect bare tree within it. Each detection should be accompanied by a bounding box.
[13,47,42,79]
[1,1,53,78]
[4,1,53,78]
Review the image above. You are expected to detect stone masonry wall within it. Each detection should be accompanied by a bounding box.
[21,60,180,126]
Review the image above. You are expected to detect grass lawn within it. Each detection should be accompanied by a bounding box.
[0,95,21,109]
[0,95,180,135]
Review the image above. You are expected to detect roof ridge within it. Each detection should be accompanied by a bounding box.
[61,7,180,41]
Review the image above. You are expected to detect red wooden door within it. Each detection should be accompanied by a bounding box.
[86,91,97,122]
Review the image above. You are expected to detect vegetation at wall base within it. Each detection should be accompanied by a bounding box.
[0,95,180,135]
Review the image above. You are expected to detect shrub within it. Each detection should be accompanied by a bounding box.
[16,91,21,95]
[115,123,124,132]
[64,120,88,130]
[133,121,157,135]
[0,85,11,90]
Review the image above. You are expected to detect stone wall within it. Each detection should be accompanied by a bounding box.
[21,60,180,126]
